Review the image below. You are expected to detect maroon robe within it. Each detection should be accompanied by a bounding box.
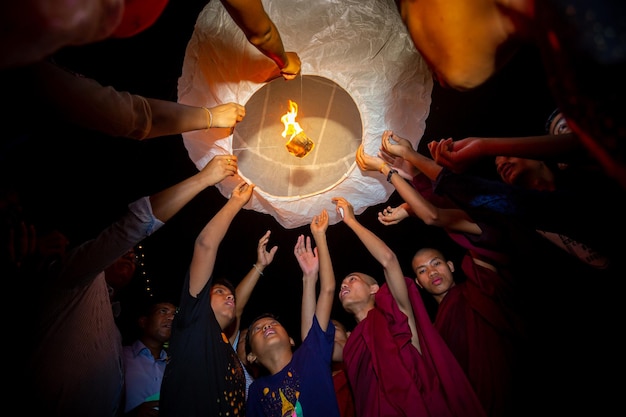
[343,277,486,417]
[332,362,356,417]
[435,255,526,417]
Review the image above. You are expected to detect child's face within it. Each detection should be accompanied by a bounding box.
[248,316,290,357]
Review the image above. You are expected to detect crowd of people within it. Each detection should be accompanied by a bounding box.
[2,0,625,416]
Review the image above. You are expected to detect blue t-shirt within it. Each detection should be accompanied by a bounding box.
[246,315,340,417]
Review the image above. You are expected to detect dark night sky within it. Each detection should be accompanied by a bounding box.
[6,3,626,414]
[6,0,559,340]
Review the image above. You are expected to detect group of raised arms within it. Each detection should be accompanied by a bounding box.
[3,1,624,417]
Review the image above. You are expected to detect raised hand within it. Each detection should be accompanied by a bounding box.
[201,154,239,186]
[256,230,278,268]
[331,197,355,224]
[356,144,385,172]
[310,209,329,236]
[428,137,482,173]
[377,205,409,226]
[381,130,414,159]
[230,180,255,208]
[294,234,319,278]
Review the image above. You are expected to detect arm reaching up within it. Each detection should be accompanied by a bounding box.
[332,197,421,353]
[189,180,255,297]
[220,0,301,80]
[229,229,278,343]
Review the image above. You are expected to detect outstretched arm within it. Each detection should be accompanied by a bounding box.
[295,233,320,340]
[296,209,335,340]
[428,133,583,173]
[228,230,278,343]
[332,197,421,352]
[220,0,301,80]
[150,155,238,222]
[189,181,255,297]
[310,209,334,332]
[357,144,481,235]
[380,130,442,181]
[29,61,246,140]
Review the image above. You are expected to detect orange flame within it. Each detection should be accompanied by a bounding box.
[281,100,303,139]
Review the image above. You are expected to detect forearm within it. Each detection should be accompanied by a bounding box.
[221,0,288,69]
[249,22,288,69]
[400,149,442,181]
[149,172,215,222]
[477,134,582,159]
[145,100,210,138]
[388,169,440,224]
[235,266,263,317]
[345,218,395,269]
[59,197,161,288]
[197,199,243,250]
[300,272,317,340]
[312,232,335,328]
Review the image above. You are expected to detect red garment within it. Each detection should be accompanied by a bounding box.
[332,363,356,417]
[112,0,170,38]
[435,255,526,417]
[344,277,486,417]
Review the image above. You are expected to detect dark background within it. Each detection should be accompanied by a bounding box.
[3,0,559,338]
[5,1,623,413]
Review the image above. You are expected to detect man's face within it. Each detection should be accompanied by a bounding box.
[495,156,545,187]
[338,273,376,308]
[210,284,236,329]
[143,302,177,343]
[412,249,455,297]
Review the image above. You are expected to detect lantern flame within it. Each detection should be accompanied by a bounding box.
[281,100,314,158]
[281,100,303,138]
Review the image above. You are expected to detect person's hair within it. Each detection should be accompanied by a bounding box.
[344,272,378,286]
[211,276,236,300]
[245,312,281,356]
[544,107,563,134]
[141,299,177,317]
[413,247,447,263]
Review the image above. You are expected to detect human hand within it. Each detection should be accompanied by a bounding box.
[279,52,301,80]
[428,137,483,173]
[256,230,278,268]
[331,197,355,224]
[356,144,385,173]
[378,148,420,180]
[209,102,246,128]
[310,209,329,236]
[202,154,238,186]
[377,205,409,226]
[381,130,413,158]
[230,180,255,208]
[294,234,319,278]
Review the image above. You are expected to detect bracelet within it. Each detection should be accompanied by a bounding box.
[252,263,264,275]
[386,169,398,183]
[201,106,213,130]
[378,163,388,173]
